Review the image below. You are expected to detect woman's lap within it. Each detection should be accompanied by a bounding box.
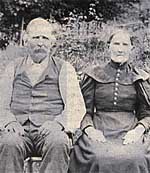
[69,134,150,173]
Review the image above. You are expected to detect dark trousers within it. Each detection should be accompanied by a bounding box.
[0,120,70,173]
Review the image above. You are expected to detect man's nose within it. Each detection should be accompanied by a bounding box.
[37,40,44,47]
[37,37,45,46]
[38,42,43,47]
[118,45,124,52]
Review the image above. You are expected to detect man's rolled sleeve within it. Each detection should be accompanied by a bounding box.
[80,74,95,130]
[56,62,86,132]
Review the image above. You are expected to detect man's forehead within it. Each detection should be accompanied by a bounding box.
[27,18,55,38]
[27,18,51,30]
[28,27,53,38]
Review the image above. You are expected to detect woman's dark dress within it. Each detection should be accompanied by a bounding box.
[69,61,150,173]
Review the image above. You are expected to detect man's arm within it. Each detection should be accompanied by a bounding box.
[0,61,17,129]
[80,74,95,130]
[56,62,86,132]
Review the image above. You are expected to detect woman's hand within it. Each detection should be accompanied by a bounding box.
[85,126,106,143]
[123,124,145,145]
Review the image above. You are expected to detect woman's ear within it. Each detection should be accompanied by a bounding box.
[104,43,111,59]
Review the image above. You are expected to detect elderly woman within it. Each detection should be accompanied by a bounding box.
[69,29,150,173]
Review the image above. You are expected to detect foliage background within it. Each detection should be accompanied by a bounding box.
[1,0,150,74]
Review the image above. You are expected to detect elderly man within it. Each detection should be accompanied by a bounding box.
[0,18,85,173]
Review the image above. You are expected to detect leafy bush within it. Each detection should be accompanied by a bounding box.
[1,19,150,76]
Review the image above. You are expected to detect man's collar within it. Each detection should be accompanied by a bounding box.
[25,55,51,82]
[27,55,49,69]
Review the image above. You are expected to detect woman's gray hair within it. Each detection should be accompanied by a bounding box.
[107,29,133,45]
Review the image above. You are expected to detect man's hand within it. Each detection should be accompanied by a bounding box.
[85,126,106,143]
[123,124,145,145]
[38,121,63,137]
[5,122,25,136]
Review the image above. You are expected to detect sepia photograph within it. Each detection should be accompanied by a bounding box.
[0,0,150,173]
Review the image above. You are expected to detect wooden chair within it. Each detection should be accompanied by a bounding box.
[23,129,82,173]
[24,157,42,173]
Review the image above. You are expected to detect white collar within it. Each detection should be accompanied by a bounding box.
[27,56,49,69]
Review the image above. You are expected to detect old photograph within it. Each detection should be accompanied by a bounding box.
[0,0,150,173]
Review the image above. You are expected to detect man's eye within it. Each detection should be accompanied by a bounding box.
[32,36,40,39]
[123,43,128,46]
[113,42,120,45]
[32,36,49,40]
[42,36,49,40]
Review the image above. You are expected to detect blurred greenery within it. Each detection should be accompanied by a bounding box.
[0,0,150,73]
[0,0,146,46]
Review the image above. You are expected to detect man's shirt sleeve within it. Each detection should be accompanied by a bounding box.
[0,61,17,128]
[56,62,86,132]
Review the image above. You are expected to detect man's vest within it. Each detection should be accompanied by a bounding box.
[10,56,65,125]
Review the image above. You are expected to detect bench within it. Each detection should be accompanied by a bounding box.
[23,130,82,173]
[24,157,42,173]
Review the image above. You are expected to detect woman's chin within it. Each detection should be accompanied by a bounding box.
[111,57,129,64]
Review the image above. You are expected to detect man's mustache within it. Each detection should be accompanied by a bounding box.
[34,47,47,53]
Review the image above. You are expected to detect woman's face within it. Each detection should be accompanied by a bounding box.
[109,31,132,64]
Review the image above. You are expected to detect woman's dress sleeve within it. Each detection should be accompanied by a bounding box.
[135,79,150,132]
[80,74,95,130]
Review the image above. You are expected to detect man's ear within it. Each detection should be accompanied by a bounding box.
[130,45,134,51]
[22,31,28,46]
[107,43,110,49]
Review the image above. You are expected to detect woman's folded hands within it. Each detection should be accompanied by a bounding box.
[123,124,145,145]
[84,126,106,143]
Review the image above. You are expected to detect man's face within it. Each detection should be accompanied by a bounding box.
[109,32,132,64]
[26,26,56,63]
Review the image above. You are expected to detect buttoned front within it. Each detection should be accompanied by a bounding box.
[114,69,120,105]
[10,56,64,125]
[80,61,150,136]
[93,62,137,113]
[115,82,119,86]
[113,67,121,105]
[95,81,137,112]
